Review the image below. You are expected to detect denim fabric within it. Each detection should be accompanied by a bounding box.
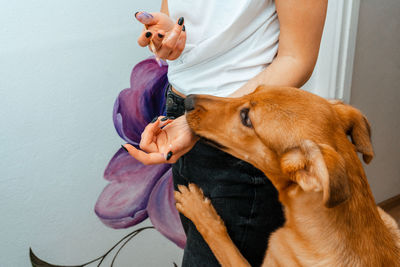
[165,86,186,118]
[166,87,285,267]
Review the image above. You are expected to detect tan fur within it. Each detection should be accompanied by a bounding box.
[174,86,400,266]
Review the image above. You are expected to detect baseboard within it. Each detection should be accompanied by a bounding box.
[378,194,400,211]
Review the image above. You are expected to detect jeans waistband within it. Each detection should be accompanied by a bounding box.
[165,85,186,118]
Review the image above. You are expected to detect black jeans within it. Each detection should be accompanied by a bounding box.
[166,87,285,267]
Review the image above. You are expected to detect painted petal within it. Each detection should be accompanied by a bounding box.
[95,148,170,229]
[113,57,168,145]
[104,148,170,183]
[95,181,148,229]
[147,169,186,249]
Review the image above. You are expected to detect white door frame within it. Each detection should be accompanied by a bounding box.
[302,0,360,103]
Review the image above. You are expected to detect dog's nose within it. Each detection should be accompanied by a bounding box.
[185,94,197,111]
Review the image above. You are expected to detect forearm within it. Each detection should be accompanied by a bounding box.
[229,55,315,98]
[230,0,327,98]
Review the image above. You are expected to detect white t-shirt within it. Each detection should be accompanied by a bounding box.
[167,0,280,97]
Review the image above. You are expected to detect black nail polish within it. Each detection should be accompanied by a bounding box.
[161,117,169,121]
[166,151,173,160]
[182,25,185,32]
[178,17,184,26]
[121,145,128,152]
[158,33,164,38]
[151,116,158,123]
[134,12,139,18]
[145,31,152,38]
[169,116,176,120]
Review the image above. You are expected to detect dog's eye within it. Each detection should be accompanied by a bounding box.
[240,108,253,128]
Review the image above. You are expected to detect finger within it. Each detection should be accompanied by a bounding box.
[140,119,161,152]
[159,115,170,122]
[138,30,153,47]
[134,11,158,26]
[177,184,189,194]
[163,151,181,164]
[150,115,175,130]
[165,155,178,164]
[159,116,174,128]
[146,116,165,136]
[151,30,166,50]
[123,144,165,165]
[159,115,183,132]
[168,28,186,60]
[162,138,191,164]
[163,151,172,161]
[158,17,184,59]
[167,135,193,155]
[148,117,173,138]
[160,119,173,128]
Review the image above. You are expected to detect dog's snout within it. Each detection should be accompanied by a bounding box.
[185,94,197,112]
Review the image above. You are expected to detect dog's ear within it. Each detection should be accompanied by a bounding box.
[280,140,350,208]
[328,100,374,164]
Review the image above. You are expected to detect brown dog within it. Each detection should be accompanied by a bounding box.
[174,86,400,266]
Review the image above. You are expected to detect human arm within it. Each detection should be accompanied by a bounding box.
[229,0,328,97]
[123,1,193,165]
[126,0,328,165]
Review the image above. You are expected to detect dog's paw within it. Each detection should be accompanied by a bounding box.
[174,184,224,232]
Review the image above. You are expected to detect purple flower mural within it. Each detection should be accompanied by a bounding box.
[95,57,186,249]
[29,57,185,267]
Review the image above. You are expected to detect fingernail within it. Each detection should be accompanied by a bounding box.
[182,25,186,32]
[134,12,139,18]
[178,17,184,26]
[158,33,164,38]
[145,31,152,38]
[141,12,153,18]
[161,116,169,121]
[169,116,176,120]
[136,12,154,24]
[121,145,128,152]
[151,116,158,123]
[166,151,173,160]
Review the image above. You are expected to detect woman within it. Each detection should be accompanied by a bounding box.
[124,0,328,266]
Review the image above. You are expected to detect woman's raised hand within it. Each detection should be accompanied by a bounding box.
[135,11,186,60]
[122,116,198,165]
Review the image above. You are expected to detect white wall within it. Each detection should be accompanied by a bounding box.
[2,1,398,266]
[298,0,399,203]
[350,0,400,203]
[0,1,182,266]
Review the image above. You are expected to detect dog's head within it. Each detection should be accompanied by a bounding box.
[185,86,374,208]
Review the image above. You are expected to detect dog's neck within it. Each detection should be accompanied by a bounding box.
[270,155,399,265]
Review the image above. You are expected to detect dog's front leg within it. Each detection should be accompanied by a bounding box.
[174,184,251,267]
